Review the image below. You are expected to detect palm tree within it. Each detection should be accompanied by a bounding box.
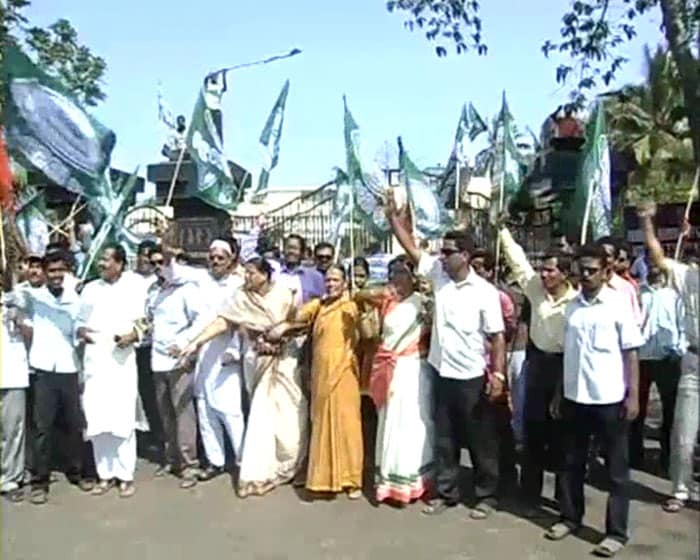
[604,45,694,204]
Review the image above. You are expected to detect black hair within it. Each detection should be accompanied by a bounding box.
[245,257,273,281]
[137,240,157,256]
[352,256,370,276]
[314,241,335,254]
[443,229,476,255]
[577,242,608,264]
[470,248,496,272]
[542,247,573,276]
[388,254,415,275]
[151,245,164,256]
[325,263,347,280]
[614,239,633,259]
[594,235,620,258]
[103,243,127,266]
[43,249,70,268]
[285,234,307,253]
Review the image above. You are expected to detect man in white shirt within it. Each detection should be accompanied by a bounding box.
[1,285,31,502]
[146,246,202,488]
[21,250,92,504]
[191,239,245,482]
[638,203,699,513]
[385,194,506,520]
[77,244,145,498]
[547,243,643,557]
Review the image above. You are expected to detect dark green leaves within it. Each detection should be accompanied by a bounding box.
[387,0,487,57]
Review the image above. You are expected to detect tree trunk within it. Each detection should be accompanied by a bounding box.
[659,0,700,165]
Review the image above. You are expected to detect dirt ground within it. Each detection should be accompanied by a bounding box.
[2,457,697,560]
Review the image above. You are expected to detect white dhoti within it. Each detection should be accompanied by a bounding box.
[92,431,137,482]
[194,335,246,467]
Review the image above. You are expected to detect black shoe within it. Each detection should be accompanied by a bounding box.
[421,498,457,516]
[197,465,224,482]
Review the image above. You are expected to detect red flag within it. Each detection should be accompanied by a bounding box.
[0,129,14,211]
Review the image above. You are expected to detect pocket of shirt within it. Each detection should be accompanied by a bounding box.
[592,324,617,353]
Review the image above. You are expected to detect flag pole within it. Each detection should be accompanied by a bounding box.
[674,166,699,260]
[349,185,355,292]
[454,159,461,210]
[580,175,595,245]
[165,143,188,208]
[0,207,6,272]
[208,49,302,79]
[493,160,506,284]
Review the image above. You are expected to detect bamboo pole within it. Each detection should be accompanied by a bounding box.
[0,207,6,272]
[164,144,187,208]
[493,166,506,283]
[673,166,699,260]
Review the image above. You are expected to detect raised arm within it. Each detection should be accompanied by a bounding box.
[498,226,536,288]
[354,286,388,308]
[384,189,421,265]
[637,202,667,270]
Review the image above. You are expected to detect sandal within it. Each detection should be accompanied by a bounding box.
[544,521,578,541]
[470,500,496,520]
[91,480,113,496]
[421,498,456,516]
[118,481,136,499]
[346,488,362,500]
[662,498,685,513]
[592,537,625,557]
[5,487,24,503]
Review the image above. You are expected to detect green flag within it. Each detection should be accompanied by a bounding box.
[399,137,449,239]
[490,92,523,222]
[467,102,488,141]
[250,80,290,203]
[566,102,612,243]
[79,169,141,280]
[330,97,389,245]
[185,71,238,211]
[2,45,115,199]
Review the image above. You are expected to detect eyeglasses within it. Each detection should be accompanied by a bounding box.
[440,248,460,257]
[580,266,602,276]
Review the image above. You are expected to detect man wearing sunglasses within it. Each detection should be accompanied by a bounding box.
[188,238,246,483]
[547,243,643,557]
[145,246,202,488]
[385,192,505,521]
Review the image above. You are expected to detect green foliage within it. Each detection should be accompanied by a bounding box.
[1,1,107,107]
[386,0,487,56]
[604,45,694,203]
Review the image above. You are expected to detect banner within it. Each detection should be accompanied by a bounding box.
[2,45,115,199]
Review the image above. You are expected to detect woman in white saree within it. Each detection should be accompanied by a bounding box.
[181,258,308,497]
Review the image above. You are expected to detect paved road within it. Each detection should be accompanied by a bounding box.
[2,460,697,560]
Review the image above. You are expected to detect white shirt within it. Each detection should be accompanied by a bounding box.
[418,254,504,380]
[563,287,644,405]
[21,285,80,374]
[664,258,699,349]
[146,280,201,372]
[1,292,30,389]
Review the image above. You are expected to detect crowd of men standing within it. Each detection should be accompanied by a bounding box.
[1,198,698,558]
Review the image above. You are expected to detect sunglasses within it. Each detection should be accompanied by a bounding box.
[150,258,165,266]
[580,266,602,276]
[440,248,460,257]
[315,254,333,261]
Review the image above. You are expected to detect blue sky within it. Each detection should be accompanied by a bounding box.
[27,0,663,189]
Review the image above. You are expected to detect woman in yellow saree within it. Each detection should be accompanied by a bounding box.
[268,264,364,499]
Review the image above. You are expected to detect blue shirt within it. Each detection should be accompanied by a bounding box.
[639,283,686,361]
[276,264,324,306]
